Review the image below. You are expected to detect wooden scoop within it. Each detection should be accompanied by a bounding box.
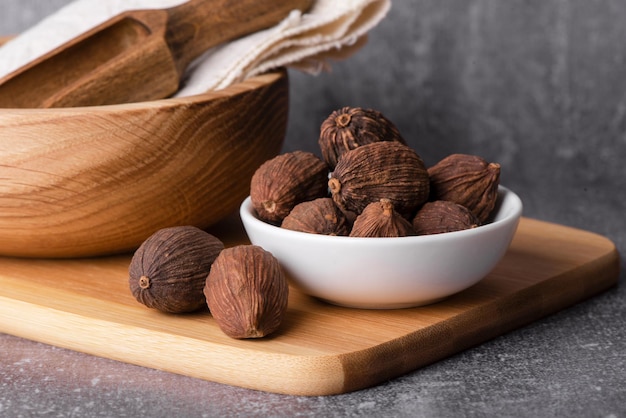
[0,0,312,108]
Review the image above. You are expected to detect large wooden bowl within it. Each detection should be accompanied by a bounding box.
[0,70,288,257]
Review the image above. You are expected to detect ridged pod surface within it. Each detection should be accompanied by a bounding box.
[318,107,406,170]
[412,200,480,235]
[250,151,329,224]
[128,226,224,313]
[328,142,429,219]
[350,198,416,237]
[204,245,289,339]
[428,154,501,223]
[281,197,350,236]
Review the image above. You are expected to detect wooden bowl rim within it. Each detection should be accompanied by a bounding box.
[0,71,287,114]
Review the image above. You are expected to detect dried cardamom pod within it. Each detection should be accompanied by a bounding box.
[428,153,501,223]
[350,198,416,237]
[128,226,224,313]
[328,142,430,218]
[281,197,350,236]
[250,151,329,224]
[412,200,480,235]
[204,245,289,339]
[318,107,406,169]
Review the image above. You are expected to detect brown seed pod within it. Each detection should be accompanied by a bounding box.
[328,142,430,218]
[204,245,289,339]
[250,151,329,224]
[350,198,417,237]
[428,154,501,223]
[129,226,224,314]
[318,107,406,169]
[281,197,350,236]
[412,200,480,235]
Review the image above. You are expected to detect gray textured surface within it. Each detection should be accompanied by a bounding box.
[1,1,625,417]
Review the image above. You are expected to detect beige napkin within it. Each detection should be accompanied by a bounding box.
[0,0,390,95]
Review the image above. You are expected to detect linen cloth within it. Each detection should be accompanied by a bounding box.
[0,0,390,95]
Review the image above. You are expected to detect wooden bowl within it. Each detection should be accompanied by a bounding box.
[0,70,288,257]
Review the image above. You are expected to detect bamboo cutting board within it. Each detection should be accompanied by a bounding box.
[0,216,619,396]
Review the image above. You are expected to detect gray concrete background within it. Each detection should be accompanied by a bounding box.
[1,1,625,417]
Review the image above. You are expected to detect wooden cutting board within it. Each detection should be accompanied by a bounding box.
[0,216,619,396]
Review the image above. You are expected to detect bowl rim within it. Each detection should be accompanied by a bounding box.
[240,185,523,245]
[0,70,287,113]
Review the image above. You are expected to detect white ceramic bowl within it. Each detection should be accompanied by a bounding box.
[240,186,523,309]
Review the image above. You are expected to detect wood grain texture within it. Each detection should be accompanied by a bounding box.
[0,70,288,258]
[0,0,312,107]
[0,216,619,396]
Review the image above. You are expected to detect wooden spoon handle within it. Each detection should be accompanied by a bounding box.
[166,0,314,75]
